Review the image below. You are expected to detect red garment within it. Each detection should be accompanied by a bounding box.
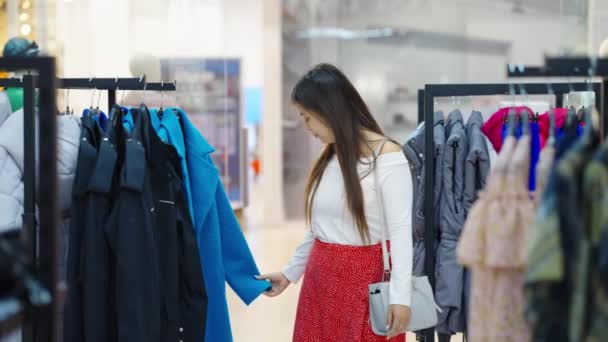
[481,106,534,152]
[293,239,406,342]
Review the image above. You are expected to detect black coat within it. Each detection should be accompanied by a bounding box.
[146,106,207,342]
[104,107,162,342]
[63,115,98,342]
[64,112,121,342]
[66,107,207,342]
[81,113,120,342]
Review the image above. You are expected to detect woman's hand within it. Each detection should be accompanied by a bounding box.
[386,304,412,339]
[256,272,291,297]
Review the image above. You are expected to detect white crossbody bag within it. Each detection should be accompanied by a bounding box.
[368,143,440,335]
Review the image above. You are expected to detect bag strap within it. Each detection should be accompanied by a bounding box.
[372,138,391,282]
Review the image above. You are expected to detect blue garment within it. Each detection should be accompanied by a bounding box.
[122,109,135,135]
[500,121,541,191]
[149,107,194,222]
[82,109,108,131]
[177,108,270,342]
[555,123,581,160]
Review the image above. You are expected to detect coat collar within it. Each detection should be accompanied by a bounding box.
[166,107,215,157]
[167,107,218,223]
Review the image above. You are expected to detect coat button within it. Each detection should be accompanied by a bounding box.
[419,153,423,158]
[179,327,183,332]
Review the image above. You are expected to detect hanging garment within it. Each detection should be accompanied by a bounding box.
[481,106,534,152]
[0,109,80,234]
[463,111,491,215]
[80,112,119,342]
[487,132,532,341]
[462,111,492,336]
[292,239,405,342]
[401,111,444,276]
[525,120,597,342]
[537,108,568,143]
[535,142,556,202]
[104,107,162,342]
[0,91,12,126]
[458,133,531,342]
[178,109,270,342]
[150,107,193,221]
[500,120,541,191]
[558,130,597,342]
[436,110,468,335]
[584,139,608,339]
[63,115,99,342]
[5,87,23,113]
[146,107,207,342]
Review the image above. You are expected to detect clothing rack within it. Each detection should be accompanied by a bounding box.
[508,57,608,138]
[419,81,601,342]
[0,61,177,342]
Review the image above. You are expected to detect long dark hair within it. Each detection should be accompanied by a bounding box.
[292,63,384,243]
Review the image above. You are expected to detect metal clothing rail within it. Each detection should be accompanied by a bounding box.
[508,57,608,140]
[57,77,177,112]
[0,66,178,342]
[419,81,601,342]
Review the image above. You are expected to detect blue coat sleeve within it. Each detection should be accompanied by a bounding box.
[216,183,271,305]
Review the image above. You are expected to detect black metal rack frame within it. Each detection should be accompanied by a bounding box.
[0,56,58,342]
[0,61,177,342]
[508,57,608,140]
[419,81,601,342]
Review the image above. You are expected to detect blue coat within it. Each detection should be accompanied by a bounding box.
[165,108,270,342]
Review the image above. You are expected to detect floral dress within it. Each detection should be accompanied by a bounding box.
[457,133,532,342]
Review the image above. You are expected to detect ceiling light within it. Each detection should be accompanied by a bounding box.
[20,24,32,36]
[22,1,31,10]
[19,13,29,21]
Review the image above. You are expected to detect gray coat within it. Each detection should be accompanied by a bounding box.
[402,111,445,276]
[0,109,80,234]
[436,110,468,334]
[463,111,491,215]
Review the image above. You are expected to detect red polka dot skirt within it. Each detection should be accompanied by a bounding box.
[293,239,406,342]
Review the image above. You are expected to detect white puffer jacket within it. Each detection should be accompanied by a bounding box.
[0,109,81,234]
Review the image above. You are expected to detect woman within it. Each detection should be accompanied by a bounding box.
[257,64,413,341]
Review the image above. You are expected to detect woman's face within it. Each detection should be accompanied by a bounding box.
[296,104,335,144]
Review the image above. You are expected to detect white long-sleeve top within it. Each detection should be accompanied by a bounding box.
[282,151,414,306]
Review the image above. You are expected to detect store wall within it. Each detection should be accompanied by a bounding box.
[55,0,264,107]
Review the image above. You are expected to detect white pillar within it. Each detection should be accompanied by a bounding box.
[589,0,608,54]
[35,0,48,48]
[7,0,18,37]
[262,0,285,225]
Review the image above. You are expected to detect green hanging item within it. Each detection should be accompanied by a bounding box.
[5,87,24,112]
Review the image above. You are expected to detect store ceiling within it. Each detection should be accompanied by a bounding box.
[283,0,589,21]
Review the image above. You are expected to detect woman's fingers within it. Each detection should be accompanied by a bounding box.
[386,314,405,339]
